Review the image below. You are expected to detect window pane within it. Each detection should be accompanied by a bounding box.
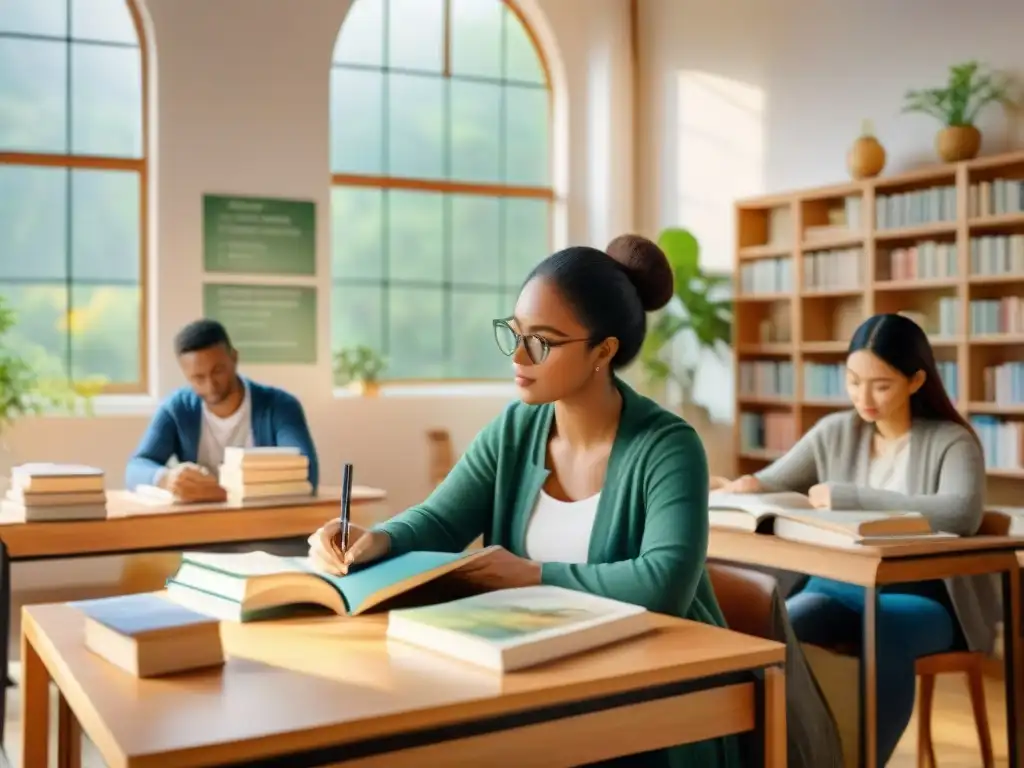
[451,195,499,286]
[387,0,443,73]
[0,165,66,280]
[71,42,142,157]
[387,190,444,283]
[387,286,444,378]
[0,38,67,153]
[332,187,384,280]
[450,289,505,378]
[504,85,548,186]
[71,0,137,44]
[330,68,384,175]
[0,282,68,379]
[449,80,501,183]
[0,0,66,36]
[504,4,545,84]
[70,283,139,383]
[331,283,384,354]
[503,286,520,316]
[450,0,501,80]
[333,0,383,67]
[503,198,548,285]
[387,72,444,179]
[71,169,139,281]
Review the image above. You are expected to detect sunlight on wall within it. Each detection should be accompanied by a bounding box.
[675,70,765,421]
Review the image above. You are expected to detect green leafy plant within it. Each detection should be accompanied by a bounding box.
[0,296,97,435]
[333,345,387,386]
[637,228,732,403]
[902,61,1013,127]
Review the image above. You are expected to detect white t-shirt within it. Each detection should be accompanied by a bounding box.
[196,380,254,473]
[867,432,911,493]
[523,489,601,563]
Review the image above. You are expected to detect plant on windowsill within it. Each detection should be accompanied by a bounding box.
[636,228,732,410]
[902,60,1015,163]
[0,296,100,474]
[333,345,387,397]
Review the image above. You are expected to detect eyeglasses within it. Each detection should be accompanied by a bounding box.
[492,318,593,365]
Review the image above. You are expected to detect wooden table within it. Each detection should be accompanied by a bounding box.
[21,606,787,768]
[0,487,385,744]
[709,529,1024,768]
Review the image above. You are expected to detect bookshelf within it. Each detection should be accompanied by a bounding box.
[733,149,1024,502]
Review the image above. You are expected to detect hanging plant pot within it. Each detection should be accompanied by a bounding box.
[936,125,981,162]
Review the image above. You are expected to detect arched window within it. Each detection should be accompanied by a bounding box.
[0,0,146,394]
[330,0,552,381]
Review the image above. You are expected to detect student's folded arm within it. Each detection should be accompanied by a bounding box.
[373,419,500,555]
[753,427,820,493]
[826,438,984,535]
[271,393,320,490]
[540,425,708,614]
[124,405,178,490]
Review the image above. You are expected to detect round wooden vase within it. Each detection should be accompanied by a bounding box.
[936,125,981,162]
[847,134,886,180]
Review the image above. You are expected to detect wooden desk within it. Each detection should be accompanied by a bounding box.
[0,487,384,745]
[709,529,1024,768]
[21,606,787,768]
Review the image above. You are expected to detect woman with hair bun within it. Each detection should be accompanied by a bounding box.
[307,235,742,766]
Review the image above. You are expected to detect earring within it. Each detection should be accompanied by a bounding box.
[595,366,601,372]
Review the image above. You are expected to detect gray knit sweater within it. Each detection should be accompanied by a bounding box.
[754,409,1000,653]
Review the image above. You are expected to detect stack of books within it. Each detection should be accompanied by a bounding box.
[2,462,108,521]
[218,447,311,502]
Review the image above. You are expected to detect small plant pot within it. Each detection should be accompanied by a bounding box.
[936,125,981,162]
[847,135,886,180]
[347,380,380,397]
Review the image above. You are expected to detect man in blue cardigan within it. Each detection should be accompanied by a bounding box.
[125,319,319,499]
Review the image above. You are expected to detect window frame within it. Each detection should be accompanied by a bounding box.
[330,0,556,385]
[0,0,149,395]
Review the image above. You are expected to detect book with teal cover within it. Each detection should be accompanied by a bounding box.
[163,547,497,621]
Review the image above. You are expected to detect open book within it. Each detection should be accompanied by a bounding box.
[386,585,650,672]
[164,547,499,621]
[709,491,949,546]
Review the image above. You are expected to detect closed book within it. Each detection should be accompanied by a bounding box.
[386,585,651,672]
[73,593,225,678]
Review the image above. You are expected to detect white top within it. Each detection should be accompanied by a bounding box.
[196,381,254,473]
[524,489,601,563]
[866,432,911,493]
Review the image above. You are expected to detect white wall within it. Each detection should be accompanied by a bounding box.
[5,0,635,590]
[637,0,1024,421]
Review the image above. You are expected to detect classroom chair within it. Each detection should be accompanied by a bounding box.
[424,429,483,551]
[915,651,994,768]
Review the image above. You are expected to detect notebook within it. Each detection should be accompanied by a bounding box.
[386,585,651,672]
[164,547,499,621]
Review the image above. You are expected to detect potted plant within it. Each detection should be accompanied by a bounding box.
[333,345,387,396]
[636,228,732,409]
[902,60,1013,162]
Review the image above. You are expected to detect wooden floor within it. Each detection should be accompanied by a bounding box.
[0,665,1010,767]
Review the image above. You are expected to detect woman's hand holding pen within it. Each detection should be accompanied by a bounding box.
[307,519,390,575]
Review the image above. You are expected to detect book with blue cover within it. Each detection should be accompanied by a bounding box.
[73,593,225,677]
[163,547,498,622]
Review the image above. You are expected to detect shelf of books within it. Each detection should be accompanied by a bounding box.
[733,149,1024,503]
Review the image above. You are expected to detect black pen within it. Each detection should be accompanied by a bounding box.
[340,463,353,553]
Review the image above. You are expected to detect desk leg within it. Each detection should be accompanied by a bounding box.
[0,540,9,747]
[764,666,787,767]
[19,631,47,768]
[859,586,878,768]
[57,693,81,768]
[1004,569,1021,768]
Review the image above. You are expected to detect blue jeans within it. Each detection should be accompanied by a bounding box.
[787,577,961,766]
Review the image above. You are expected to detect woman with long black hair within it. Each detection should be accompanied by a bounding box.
[715,313,1000,766]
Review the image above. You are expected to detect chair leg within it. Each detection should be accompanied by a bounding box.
[917,672,937,768]
[965,664,994,768]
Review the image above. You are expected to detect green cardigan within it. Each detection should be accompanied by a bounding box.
[376,380,743,768]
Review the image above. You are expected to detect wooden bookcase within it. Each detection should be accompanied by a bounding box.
[733,149,1024,503]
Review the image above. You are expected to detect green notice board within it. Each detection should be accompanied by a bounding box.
[203,283,317,364]
[203,193,316,275]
